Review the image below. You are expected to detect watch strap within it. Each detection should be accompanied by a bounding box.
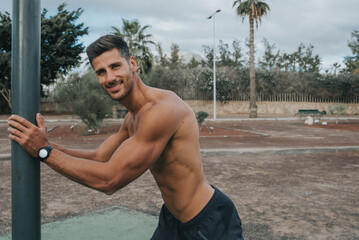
[38,145,53,162]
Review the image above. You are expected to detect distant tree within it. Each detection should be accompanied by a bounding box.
[293,43,321,72]
[0,3,88,112]
[202,45,213,68]
[41,4,88,89]
[202,39,244,68]
[112,19,155,74]
[331,62,341,76]
[279,43,321,73]
[259,38,280,70]
[0,11,11,110]
[301,44,321,72]
[155,42,168,67]
[232,39,245,67]
[233,0,270,118]
[187,56,200,68]
[218,40,233,67]
[168,43,183,69]
[146,65,178,92]
[344,29,359,74]
[196,67,238,103]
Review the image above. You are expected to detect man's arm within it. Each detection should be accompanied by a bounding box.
[8,113,129,163]
[50,132,126,163]
[8,104,180,194]
[51,117,130,162]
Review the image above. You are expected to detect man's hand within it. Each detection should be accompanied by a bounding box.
[8,113,49,158]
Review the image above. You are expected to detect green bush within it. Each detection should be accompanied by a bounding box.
[195,111,209,128]
[54,70,113,133]
[327,104,348,115]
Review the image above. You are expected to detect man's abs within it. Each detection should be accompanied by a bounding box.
[151,161,214,223]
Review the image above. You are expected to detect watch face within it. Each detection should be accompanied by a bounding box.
[39,149,48,158]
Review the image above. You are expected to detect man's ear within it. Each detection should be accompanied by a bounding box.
[129,56,138,72]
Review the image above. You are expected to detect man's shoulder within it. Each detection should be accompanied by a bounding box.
[138,90,192,132]
[146,88,187,112]
[151,88,180,101]
[155,91,191,118]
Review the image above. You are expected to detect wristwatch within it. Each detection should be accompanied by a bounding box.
[38,145,53,162]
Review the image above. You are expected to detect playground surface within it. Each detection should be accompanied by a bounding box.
[0,115,359,239]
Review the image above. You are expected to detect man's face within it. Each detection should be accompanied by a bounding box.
[92,48,137,101]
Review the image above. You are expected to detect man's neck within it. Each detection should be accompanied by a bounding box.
[119,74,149,118]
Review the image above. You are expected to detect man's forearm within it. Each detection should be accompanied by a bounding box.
[51,142,102,162]
[44,149,115,194]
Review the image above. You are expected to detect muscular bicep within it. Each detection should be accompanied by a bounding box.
[93,118,130,162]
[94,130,128,162]
[103,135,166,189]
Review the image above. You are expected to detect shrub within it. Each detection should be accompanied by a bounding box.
[196,111,209,129]
[54,70,113,133]
[327,104,348,115]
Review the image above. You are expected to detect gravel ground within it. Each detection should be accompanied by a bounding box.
[1,118,359,239]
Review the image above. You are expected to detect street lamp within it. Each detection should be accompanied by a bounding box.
[208,9,221,120]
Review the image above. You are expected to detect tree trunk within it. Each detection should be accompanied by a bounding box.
[249,14,257,118]
[0,84,11,108]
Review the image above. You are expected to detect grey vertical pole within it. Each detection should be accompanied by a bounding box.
[207,9,220,120]
[11,0,41,239]
[212,14,216,120]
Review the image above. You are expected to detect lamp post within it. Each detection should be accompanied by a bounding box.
[208,9,221,120]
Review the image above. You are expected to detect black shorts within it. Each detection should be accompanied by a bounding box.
[150,186,243,240]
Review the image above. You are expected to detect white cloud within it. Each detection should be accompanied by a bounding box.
[1,0,358,71]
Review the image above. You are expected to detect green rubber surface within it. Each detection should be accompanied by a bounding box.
[0,207,158,240]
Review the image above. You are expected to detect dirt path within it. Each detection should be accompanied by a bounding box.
[1,119,359,239]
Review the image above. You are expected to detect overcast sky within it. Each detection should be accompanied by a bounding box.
[1,0,358,72]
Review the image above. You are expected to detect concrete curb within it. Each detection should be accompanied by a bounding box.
[205,116,359,122]
[200,146,359,156]
[0,154,10,161]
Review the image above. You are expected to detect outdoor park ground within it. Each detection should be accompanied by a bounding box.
[0,115,358,239]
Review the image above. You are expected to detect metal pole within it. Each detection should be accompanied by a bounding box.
[208,9,220,120]
[11,0,41,239]
[213,14,216,120]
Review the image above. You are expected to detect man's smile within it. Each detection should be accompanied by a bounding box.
[107,80,123,93]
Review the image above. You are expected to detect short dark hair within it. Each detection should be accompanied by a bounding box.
[86,35,131,67]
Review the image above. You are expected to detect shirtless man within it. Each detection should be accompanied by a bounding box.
[8,35,243,239]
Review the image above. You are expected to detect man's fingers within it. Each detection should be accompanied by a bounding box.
[8,126,24,138]
[8,119,28,133]
[7,114,48,158]
[36,113,46,129]
[8,115,33,129]
[9,133,20,143]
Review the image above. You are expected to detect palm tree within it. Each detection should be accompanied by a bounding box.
[112,19,155,74]
[233,0,270,118]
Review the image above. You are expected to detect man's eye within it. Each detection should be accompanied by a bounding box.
[96,70,105,75]
[112,64,120,69]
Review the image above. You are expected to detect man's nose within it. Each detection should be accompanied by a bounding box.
[106,70,116,83]
[106,68,116,82]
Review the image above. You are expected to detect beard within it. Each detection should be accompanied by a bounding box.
[105,72,134,101]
